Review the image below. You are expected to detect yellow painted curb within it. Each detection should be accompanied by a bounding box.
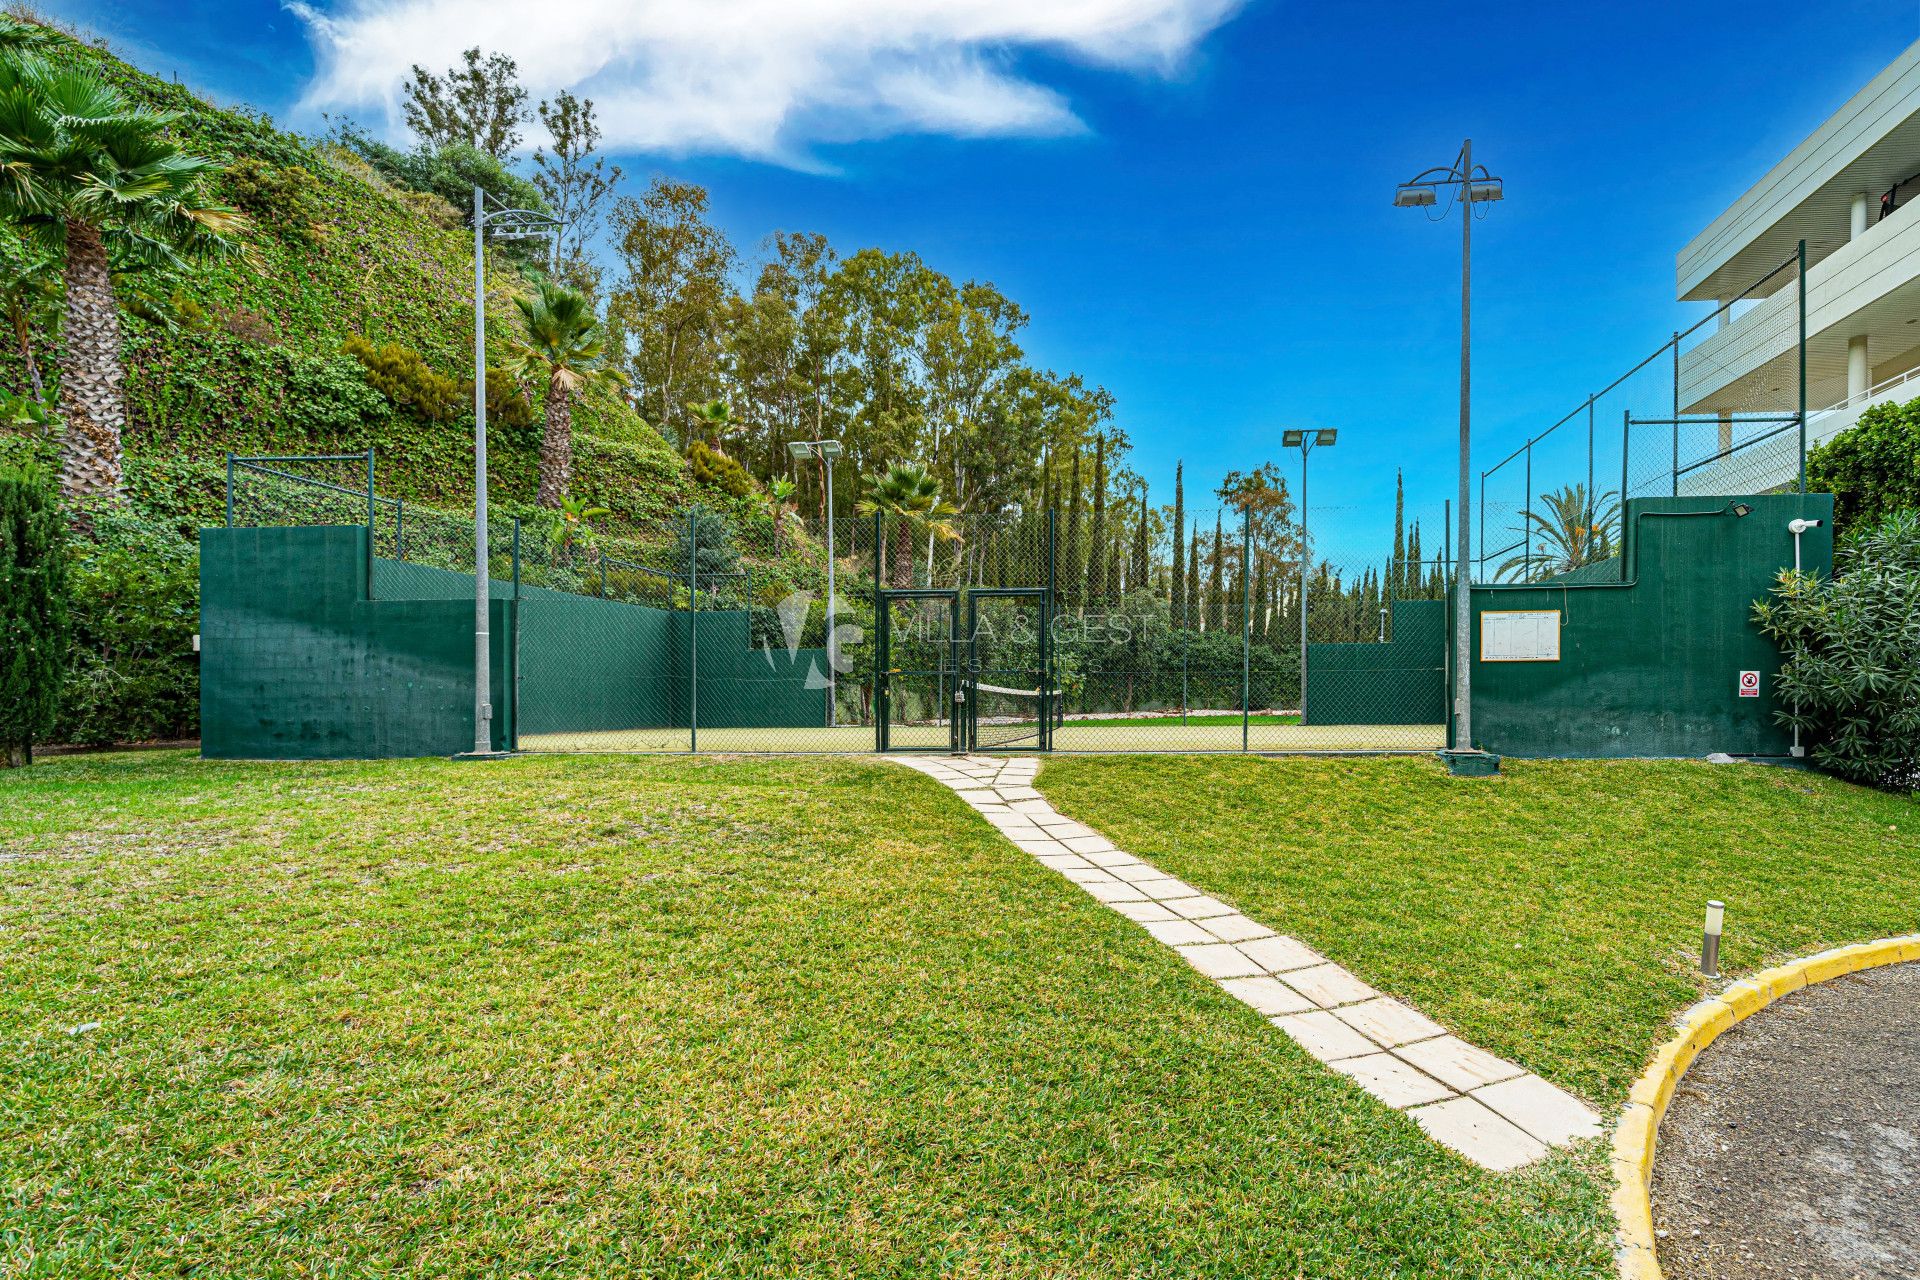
[1610,933,1920,1280]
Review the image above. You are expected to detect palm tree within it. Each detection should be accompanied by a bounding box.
[503,282,622,508]
[856,463,960,588]
[1497,483,1621,582]
[0,31,248,499]
[684,398,732,452]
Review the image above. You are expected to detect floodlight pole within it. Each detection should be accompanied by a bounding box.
[472,185,491,755]
[790,439,842,727]
[468,187,560,756]
[1395,140,1500,753]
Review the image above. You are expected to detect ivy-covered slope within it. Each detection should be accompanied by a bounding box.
[11,27,698,534]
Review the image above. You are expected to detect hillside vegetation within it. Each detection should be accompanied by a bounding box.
[0,23,702,537]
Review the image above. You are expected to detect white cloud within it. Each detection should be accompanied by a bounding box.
[288,0,1244,163]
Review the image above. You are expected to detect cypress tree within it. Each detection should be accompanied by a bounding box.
[1087,433,1107,604]
[1208,511,1224,631]
[1187,532,1200,630]
[1169,462,1185,620]
[0,464,70,767]
[1129,482,1149,599]
[1390,469,1405,597]
[1064,448,1083,608]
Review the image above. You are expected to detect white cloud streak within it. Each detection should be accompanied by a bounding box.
[289,0,1245,164]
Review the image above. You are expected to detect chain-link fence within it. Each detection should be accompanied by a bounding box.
[1476,247,1809,585]
[224,455,1456,754]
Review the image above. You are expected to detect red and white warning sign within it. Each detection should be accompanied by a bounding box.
[1738,670,1761,698]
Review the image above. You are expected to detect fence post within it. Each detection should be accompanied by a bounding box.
[396,497,405,560]
[688,511,698,754]
[512,518,521,600]
[1587,395,1596,510]
[1670,332,1681,497]
[1241,502,1252,753]
[598,546,606,598]
[1797,238,1808,493]
[1523,441,1532,580]
[224,452,234,527]
[366,449,376,532]
[873,511,883,752]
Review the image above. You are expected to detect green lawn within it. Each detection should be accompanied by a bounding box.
[1038,755,1920,1104]
[2,751,1608,1279]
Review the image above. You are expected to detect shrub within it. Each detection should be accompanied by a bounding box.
[1807,398,1920,538]
[0,462,70,765]
[54,504,201,747]
[344,334,467,421]
[1754,510,1920,791]
[689,440,754,499]
[220,157,326,243]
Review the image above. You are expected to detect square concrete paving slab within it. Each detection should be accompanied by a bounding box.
[1279,963,1378,1008]
[1233,935,1324,975]
[994,787,1043,801]
[1009,838,1067,856]
[1218,976,1316,1017]
[1469,1074,1603,1146]
[1164,896,1235,920]
[1393,1036,1526,1091]
[1083,879,1150,904]
[1406,1096,1550,1172]
[1333,998,1448,1048]
[1134,878,1201,900]
[1007,799,1055,815]
[1033,853,1093,870]
[1331,1053,1457,1108]
[1088,852,1145,870]
[1059,867,1120,886]
[1108,900,1178,923]
[1200,914,1277,944]
[1272,1010,1379,1063]
[1141,919,1217,947]
[1031,813,1078,829]
[1180,943,1266,980]
[1060,835,1118,855]
[1045,821,1098,840]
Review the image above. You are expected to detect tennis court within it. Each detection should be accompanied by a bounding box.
[516,720,1443,754]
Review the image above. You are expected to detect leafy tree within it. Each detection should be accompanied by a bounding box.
[0,461,68,764]
[856,463,959,588]
[1755,511,1920,791]
[1129,480,1150,594]
[402,48,529,159]
[530,91,622,280]
[608,178,736,450]
[1496,483,1619,582]
[503,282,623,507]
[1087,433,1109,603]
[1807,397,1920,538]
[0,43,247,498]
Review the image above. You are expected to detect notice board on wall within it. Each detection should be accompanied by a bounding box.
[1481,610,1561,662]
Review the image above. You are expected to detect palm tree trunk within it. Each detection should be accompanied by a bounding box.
[57,220,126,500]
[892,523,912,588]
[11,305,43,401]
[535,376,572,508]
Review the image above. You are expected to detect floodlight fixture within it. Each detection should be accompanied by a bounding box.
[1282,429,1305,448]
[1728,501,1754,518]
[1466,179,1504,203]
[788,439,843,461]
[1394,184,1439,208]
[1316,428,1338,447]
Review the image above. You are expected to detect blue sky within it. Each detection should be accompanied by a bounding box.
[48,0,1920,560]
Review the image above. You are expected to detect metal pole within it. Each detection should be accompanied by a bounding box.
[1586,395,1595,511]
[1671,332,1681,497]
[1797,239,1808,493]
[397,497,405,560]
[1298,444,1310,722]
[825,452,836,728]
[224,452,234,527]
[366,449,376,533]
[1242,501,1252,752]
[1523,441,1531,580]
[1454,137,1474,753]
[688,511,698,753]
[471,185,493,755]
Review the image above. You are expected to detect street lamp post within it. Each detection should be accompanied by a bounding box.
[788,438,844,727]
[1283,428,1337,721]
[467,187,559,757]
[1393,141,1503,754]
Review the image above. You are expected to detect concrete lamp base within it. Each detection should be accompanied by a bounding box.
[1439,749,1502,777]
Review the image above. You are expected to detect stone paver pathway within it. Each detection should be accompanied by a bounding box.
[897,753,1601,1171]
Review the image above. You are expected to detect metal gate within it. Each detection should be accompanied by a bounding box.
[963,588,1053,752]
[876,587,1053,752]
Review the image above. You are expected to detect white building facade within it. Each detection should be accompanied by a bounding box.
[1677,40,1920,492]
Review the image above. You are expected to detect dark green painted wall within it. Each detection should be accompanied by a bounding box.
[201,526,829,757]
[1466,493,1834,759]
[200,527,512,759]
[1303,599,1447,724]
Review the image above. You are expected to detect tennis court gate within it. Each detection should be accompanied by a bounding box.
[875,587,1056,752]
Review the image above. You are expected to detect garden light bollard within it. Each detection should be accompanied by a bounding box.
[1701,900,1725,978]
